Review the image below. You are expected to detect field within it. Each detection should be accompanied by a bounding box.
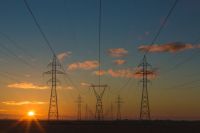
[0,120,200,133]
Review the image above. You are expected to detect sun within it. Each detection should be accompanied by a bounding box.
[27,111,35,117]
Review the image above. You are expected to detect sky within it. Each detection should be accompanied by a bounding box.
[0,0,200,120]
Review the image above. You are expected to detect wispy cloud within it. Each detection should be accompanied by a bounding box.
[8,82,48,90]
[67,60,99,71]
[80,82,91,87]
[107,68,135,78]
[93,70,106,76]
[66,86,73,90]
[57,51,72,62]
[95,68,158,79]
[56,86,73,90]
[138,42,200,53]
[113,59,126,65]
[133,67,157,79]
[24,74,31,78]
[2,101,46,106]
[108,48,128,57]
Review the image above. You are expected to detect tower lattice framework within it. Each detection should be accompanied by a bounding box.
[90,84,108,120]
[138,55,152,120]
[44,55,64,120]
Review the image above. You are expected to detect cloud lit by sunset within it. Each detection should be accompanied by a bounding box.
[0,0,199,122]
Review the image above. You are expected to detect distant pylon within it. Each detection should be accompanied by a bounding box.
[116,95,123,120]
[44,55,64,120]
[88,106,95,120]
[75,94,83,120]
[110,103,113,120]
[85,104,88,120]
[138,55,151,120]
[90,84,108,120]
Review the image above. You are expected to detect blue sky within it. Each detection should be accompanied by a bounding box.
[0,0,200,120]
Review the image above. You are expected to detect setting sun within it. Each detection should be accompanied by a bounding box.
[27,111,35,117]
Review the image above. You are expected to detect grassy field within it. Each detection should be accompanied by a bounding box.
[0,120,200,133]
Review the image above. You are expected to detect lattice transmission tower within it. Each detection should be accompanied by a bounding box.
[116,95,123,120]
[90,84,108,120]
[44,55,64,120]
[75,94,83,120]
[85,104,88,120]
[110,103,113,120]
[138,55,152,120]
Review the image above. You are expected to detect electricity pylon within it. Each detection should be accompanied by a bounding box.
[90,84,108,120]
[138,55,152,120]
[44,55,64,120]
[85,104,88,120]
[110,103,113,120]
[75,94,83,120]
[116,95,123,120]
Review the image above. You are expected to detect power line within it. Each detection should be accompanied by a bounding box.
[98,0,102,85]
[115,0,179,94]
[161,38,200,77]
[0,72,20,83]
[23,0,56,56]
[113,78,132,95]
[164,79,200,90]
[23,0,82,95]
[145,0,179,55]
[60,65,83,95]
[23,0,83,120]
[0,42,35,69]
[0,32,34,59]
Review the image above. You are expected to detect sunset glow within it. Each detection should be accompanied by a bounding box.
[0,0,199,121]
[27,111,35,117]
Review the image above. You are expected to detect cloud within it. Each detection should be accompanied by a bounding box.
[80,82,91,87]
[113,59,126,65]
[138,42,200,53]
[133,67,157,79]
[106,68,157,79]
[107,68,135,78]
[108,48,128,57]
[25,74,31,78]
[2,101,46,106]
[8,82,48,90]
[57,51,72,61]
[93,70,106,76]
[67,60,99,71]
[56,86,73,90]
[65,86,73,90]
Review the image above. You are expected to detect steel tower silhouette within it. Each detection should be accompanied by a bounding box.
[76,94,83,120]
[116,95,123,120]
[85,104,88,120]
[44,55,64,120]
[138,55,151,120]
[90,84,108,120]
[110,103,113,120]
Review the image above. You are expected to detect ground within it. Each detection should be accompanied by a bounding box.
[0,120,199,133]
